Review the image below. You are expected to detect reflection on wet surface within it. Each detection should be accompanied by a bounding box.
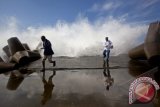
[0,56,160,107]
[103,60,114,91]
[41,70,55,105]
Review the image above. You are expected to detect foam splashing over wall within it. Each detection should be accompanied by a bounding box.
[0,16,148,57]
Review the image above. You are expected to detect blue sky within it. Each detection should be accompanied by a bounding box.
[0,0,160,27]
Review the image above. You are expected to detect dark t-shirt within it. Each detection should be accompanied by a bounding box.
[43,39,54,55]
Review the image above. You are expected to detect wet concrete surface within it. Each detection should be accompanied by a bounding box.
[0,55,160,107]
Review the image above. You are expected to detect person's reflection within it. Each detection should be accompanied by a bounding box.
[41,70,56,105]
[103,62,114,91]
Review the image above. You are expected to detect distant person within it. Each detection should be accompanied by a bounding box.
[103,37,113,67]
[41,36,55,71]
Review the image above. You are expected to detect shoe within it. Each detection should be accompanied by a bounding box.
[53,61,56,66]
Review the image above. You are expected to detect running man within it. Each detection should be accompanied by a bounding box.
[103,37,113,67]
[41,36,55,71]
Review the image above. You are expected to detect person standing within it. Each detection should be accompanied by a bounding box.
[41,36,55,71]
[103,37,113,67]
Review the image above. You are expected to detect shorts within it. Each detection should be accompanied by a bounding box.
[43,55,52,62]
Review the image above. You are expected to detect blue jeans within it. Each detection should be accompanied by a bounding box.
[103,50,110,61]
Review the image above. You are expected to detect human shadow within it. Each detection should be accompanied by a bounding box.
[41,70,56,105]
[103,61,114,91]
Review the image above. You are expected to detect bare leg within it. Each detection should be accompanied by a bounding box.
[41,60,46,72]
[48,56,56,67]
[42,56,47,71]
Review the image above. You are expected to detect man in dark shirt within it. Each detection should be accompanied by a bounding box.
[41,36,55,71]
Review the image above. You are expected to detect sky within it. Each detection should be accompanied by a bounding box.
[0,0,160,56]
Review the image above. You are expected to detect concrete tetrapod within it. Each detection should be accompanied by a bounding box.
[129,21,160,66]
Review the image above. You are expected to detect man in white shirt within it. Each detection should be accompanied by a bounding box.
[103,37,113,67]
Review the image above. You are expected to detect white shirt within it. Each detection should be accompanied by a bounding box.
[104,40,113,50]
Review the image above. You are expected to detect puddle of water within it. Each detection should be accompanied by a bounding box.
[0,67,157,107]
[0,55,159,107]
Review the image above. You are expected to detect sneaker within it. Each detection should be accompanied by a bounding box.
[53,61,56,66]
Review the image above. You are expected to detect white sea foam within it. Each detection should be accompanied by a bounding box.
[0,16,148,57]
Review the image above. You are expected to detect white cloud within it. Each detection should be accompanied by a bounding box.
[89,1,121,12]
[142,0,159,8]
[0,16,148,57]
[102,2,120,11]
